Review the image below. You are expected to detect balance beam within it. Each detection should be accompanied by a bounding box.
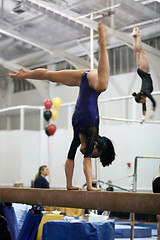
[0,188,160,214]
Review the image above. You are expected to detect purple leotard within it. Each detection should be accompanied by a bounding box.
[72,71,101,131]
[67,71,101,160]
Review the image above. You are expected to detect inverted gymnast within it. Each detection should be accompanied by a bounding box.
[9,22,115,191]
[132,27,156,123]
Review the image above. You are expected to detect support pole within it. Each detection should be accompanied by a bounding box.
[131,156,160,239]
[90,14,94,70]
[130,156,138,240]
[20,107,24,130]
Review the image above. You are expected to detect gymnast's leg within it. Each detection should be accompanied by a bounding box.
[9,68,89,87]
[65,159,80,190]
[87,21,109,92]
[97,21,110,89]
[132,27,149,73]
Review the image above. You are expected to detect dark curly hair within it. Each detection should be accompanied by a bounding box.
[132,92,143,103]
[95,135,115,167]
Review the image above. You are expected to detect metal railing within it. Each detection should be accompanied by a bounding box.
[0,91,159,130]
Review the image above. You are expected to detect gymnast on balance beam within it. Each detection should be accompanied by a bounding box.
[9,22,115,191]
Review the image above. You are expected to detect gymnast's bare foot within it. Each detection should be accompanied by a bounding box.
[87,187,101,191]
[67,186,81,190]
[9,68,26,79]
[98,21,107,47]
[132,27,140,38]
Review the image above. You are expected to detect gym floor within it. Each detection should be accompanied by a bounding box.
[115,220,157,239]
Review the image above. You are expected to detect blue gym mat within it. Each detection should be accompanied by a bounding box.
[115,221,157,238]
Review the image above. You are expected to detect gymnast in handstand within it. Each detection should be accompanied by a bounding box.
[9,22,115,191]
[132,27,156,123]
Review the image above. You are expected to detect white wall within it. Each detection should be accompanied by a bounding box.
[20,131,49,186]
[0,130,48,187]
[12,89,43,106]
[98,124,160,192]
[0,71,159,192]
[0,131,21,185]
[0,122,159,193]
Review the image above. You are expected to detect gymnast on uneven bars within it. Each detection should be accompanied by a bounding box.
[132,27,156,124]
[9,22,115,191]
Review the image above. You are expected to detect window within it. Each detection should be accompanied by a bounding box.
[52,36,160,78]
[13,79,35,93]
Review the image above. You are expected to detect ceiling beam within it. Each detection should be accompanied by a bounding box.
[120,0,159,19]
[69,11,160,58]
[23,0,160,59]
[10,51,47,65]
[25,0,93,29]
[0,26,90,69]
[1,0,160,96]
[27,0,160,57]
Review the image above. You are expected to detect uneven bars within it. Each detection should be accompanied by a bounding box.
[133,156,160,192]
[101,116,160,124]
[0,91,159,113]
[95,180,132,192]
[131,155,160,240]
[135,156,160,159]
[99,91,160,103]
[0,187,160,214]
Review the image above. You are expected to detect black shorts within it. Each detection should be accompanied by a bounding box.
[67,127,98,160]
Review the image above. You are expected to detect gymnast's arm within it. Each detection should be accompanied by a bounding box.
[142,102,146,116]
[141,102,146,123]
[145,92,156,111]
[9,68,90,87]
